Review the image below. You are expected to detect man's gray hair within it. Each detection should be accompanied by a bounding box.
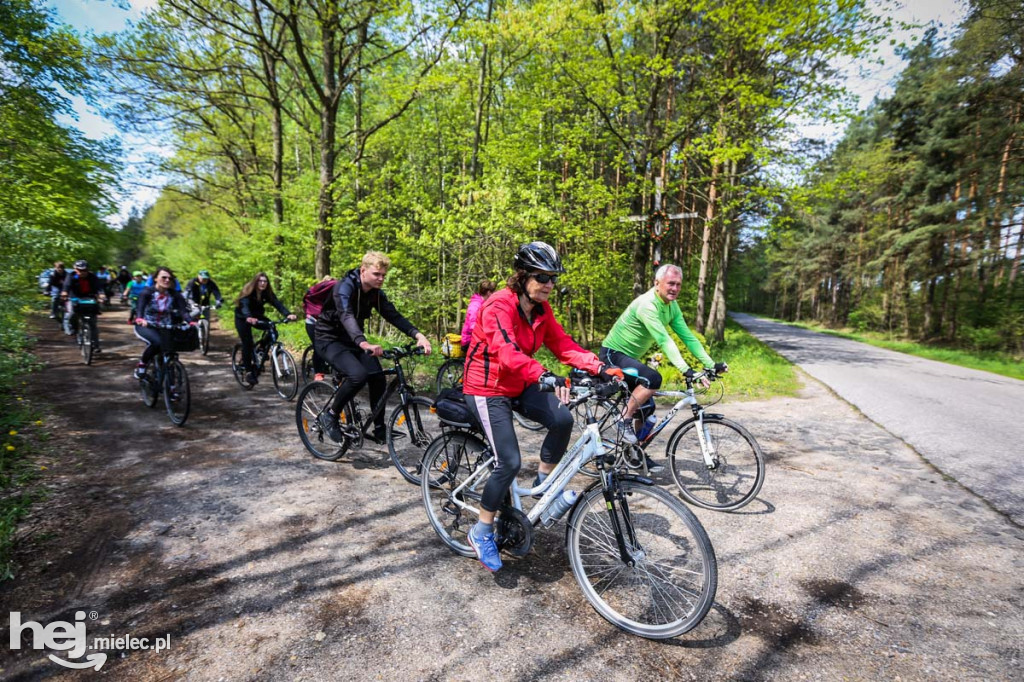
[654,264,682,281]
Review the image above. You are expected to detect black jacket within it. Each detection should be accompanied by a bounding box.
[186,278,223,306]
[235,290,290,321]
[48,269,67,291]
[62,271,102,298]
[315,268,419,348]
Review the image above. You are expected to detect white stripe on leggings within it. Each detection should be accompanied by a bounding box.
[473,395,501,469]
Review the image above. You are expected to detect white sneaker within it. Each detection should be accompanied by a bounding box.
[617,420,638,444]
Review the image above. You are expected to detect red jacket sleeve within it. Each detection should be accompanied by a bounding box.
[541,304,603,374]
[480,296,547,385]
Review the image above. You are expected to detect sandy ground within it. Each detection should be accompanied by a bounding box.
[0,310,1020,681]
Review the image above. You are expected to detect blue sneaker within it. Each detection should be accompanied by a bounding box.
[467,525,502,572]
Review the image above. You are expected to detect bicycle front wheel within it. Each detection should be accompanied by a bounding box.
[199,319,210,355]
[163,359,191,426]
[271,346,298,400]
[667,417,765,512]
[295,380,352,461]
[387,396,440,485]
[80,323,93,365]
[231,344,253,390]
[139,360,158,408]
[434,358,464,395]
[566,482,717,639]
[421,432,492,557]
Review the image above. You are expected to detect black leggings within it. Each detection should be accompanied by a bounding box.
[599,346,663,390]
[464,384,574,513]
[235,317,265,371]
[316,339,387,431]
[134,325,168,364]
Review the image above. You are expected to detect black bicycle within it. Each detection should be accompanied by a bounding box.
[296,344,440,484]
[194,304,218,355]
[231,319,299,400]
[138,324,193,426]
[68,297,101,365]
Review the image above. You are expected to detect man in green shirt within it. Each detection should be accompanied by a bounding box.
[600,264,727,471]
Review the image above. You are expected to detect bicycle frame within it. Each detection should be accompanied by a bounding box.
[331,349,419,436]
[442,390,612,527]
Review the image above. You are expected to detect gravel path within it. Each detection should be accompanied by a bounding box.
[0,311,1020,681]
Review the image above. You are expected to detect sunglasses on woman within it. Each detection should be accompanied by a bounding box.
[530,272,559,284]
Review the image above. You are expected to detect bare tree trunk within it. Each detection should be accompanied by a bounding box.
[469,0,493,182]
[706,226,731,343]
[695,161,720,334]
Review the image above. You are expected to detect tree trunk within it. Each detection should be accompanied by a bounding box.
[469,0,493,182]
[706,225,731,343]
[695,160,720,334]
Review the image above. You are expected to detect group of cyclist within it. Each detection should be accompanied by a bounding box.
[49,241,725,575]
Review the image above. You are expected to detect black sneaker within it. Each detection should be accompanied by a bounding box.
[245,371,258,385]
[532,474,545,499]
[644,455,665,474]
[366,428,388,445]
[317,411,343,442]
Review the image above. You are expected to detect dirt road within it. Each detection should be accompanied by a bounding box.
[1,310,1020,681]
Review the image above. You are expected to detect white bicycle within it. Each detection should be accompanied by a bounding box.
[421,376,717,639]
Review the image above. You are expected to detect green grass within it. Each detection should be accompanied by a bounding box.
[777,320,1024,381]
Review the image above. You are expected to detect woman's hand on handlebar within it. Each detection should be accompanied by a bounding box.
[538,372,571,404]
[286,314,297,322]
[246,317,259,326]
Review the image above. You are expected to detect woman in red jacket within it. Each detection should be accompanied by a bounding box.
[462,241,621,572]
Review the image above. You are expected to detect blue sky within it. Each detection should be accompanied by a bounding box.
[46,0,970,220]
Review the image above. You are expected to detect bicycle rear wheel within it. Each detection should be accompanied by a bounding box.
[421,432,492,557]
[295,380,352,461]
[231,344,254,390]
[199,319,210,355]
[301,345,315,383]
[163,359,191,426]
[387,396,440,485]
[271,346,298,400]
[667,417,765,511]
[434,358,464,395]
[566,482,717,639]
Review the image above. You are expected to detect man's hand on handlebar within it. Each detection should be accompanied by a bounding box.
[415,333,432,356]
[361,341,384,357]
[285,313,297,322]
[684,367,711,388]
[246,317,259,326]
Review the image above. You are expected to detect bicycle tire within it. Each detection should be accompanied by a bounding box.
[163,359,191,426]
[199,319,210,355]
[139,360,159,408]
[387,396,440,485]
[301,345,315,383]
[565,481,717,639]
[421,432,492,557]
[271,346,298,400]
[667,417,765,512]
[295,380,353,461]
[231,344,254,390]
[81,322,93,365]
[434,358,464,395]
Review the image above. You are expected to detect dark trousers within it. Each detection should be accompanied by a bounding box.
[316,339,387,432]
[134,325,168,364]
[235,317,259,371]
[599,346,663,390]
[305,322,330,374]
[464,384,574,513]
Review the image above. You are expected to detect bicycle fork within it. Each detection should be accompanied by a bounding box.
[601,473,643,566]
[692,411,719,469]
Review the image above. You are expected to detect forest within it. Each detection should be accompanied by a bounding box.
[2,0,1022,355]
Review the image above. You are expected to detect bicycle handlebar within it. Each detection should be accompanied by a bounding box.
[381,344,426,360]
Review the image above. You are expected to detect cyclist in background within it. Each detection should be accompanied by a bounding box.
[459,279,495,354]
[47,261,67,320]
[185,269,224,313]
[235,272,296,385]
[313,251,431,444]
[133,266,193,379]
[123,271,147,322]
[600,263,727,472]
[116,265,132,292]
[302,276,337,380]
[61,260,107,349]
[461,241,622,572]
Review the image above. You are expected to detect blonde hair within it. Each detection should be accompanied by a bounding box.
[361,251,391,270]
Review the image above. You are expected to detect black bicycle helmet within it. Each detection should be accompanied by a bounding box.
[514,241,564,273]
[74,259,88,270]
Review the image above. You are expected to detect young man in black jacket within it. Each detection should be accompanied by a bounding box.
[314,251,431,443]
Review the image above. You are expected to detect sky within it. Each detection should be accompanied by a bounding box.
[46,0,971,223]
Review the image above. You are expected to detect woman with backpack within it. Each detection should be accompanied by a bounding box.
[302,276,337,378]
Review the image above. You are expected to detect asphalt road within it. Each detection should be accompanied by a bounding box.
[730,313,1024,527]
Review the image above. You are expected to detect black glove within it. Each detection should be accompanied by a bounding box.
[683,368,696,381]
[714,362,729,375]
[538,372,566,392]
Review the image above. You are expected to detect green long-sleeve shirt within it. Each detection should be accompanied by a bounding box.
[602,288,713,372]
